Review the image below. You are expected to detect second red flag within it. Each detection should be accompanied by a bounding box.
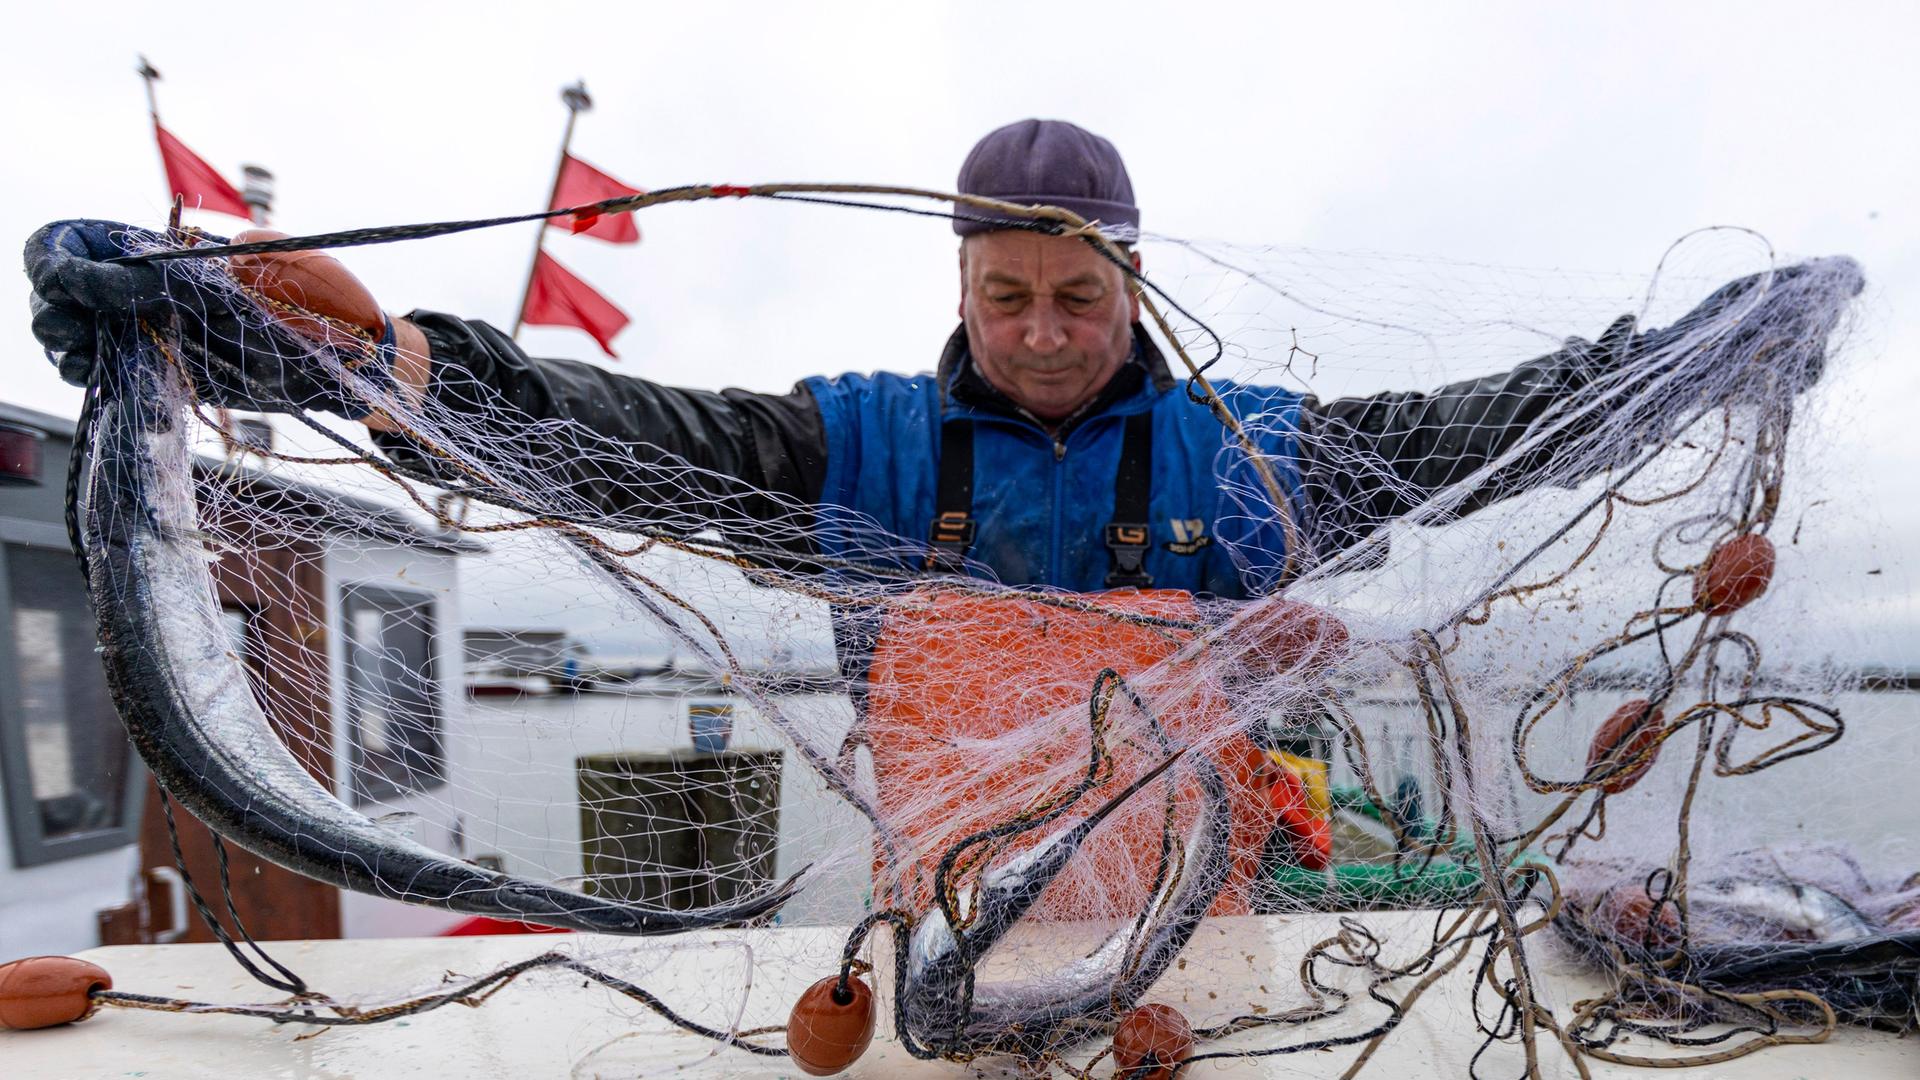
[552,154,643,244]
[522,251,630,358]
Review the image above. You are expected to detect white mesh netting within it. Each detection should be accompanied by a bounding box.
[65,195,1908,1075]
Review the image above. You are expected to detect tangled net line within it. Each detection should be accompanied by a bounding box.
[69,182,1898,1078]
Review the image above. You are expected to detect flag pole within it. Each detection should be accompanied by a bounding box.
[511,80,593,339]
[137,54,161,122]
[137,54,167,206]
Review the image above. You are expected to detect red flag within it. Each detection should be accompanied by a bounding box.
[153,121,250,219]
[551,154,643,244]
[522,250,629,358]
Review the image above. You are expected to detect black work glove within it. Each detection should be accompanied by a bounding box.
[1647,256,1864,400]
[25,220,366,415]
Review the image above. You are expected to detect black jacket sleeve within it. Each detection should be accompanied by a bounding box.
[373,312,828,547]
[1293,315,1639,558]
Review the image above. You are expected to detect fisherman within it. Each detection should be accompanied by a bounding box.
[24,119,1837,914]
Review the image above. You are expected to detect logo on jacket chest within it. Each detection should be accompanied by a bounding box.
[1166,518,1212,556]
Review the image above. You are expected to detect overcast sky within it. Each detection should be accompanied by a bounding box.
[5,1,1915,662]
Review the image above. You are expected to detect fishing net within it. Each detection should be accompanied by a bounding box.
[60,187,1908,1076]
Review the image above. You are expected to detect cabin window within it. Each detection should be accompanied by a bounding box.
[0,540,140,866]
[341,584,445,805]
[220,604,269,707]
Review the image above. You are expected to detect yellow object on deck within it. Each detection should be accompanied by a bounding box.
[1270,749,1331,823]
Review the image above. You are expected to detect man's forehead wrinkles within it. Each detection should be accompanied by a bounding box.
[969,233,1114,277]
[977,260,1113,292]
[1052,272,1107,290]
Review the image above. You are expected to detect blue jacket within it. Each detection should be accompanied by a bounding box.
[806,327,1303,599]
[397,312,1644,602]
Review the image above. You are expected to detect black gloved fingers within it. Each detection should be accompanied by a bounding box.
[26,221,157,313]
[25,221,195,386]
[1672,259,1858,334]
[25,220,239,333]
[30,291,94,357]
[25,218,366,416]
[1595,313,1637,352]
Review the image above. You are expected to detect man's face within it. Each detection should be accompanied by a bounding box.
[960,231,1141,422]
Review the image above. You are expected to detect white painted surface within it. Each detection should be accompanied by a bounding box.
[5,912,1913,1078]
[0,843,134,959]
[324,541,468,939]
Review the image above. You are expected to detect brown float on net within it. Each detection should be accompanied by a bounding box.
[786,974,876,1076]
[1588,699,1666,794]
[0,956,112,1030]
[1693,534,1776,616]
[1111,1002,1195,1080]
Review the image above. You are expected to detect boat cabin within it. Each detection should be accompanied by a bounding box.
[0,402,476,954]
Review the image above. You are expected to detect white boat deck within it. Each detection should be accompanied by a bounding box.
[6,911,1913,1078]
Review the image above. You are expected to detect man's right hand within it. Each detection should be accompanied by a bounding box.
[24,220,403,417]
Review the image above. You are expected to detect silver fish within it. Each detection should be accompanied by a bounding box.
[80,349,798,933]
[899,745,1232,1060]
[1689,878,1876,944]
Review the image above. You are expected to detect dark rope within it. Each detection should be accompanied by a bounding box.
[103,180,1227,395]
[106,187,1050,266]
[63,358,104,583]
[93,950,789,1056]
[156,788,310,996]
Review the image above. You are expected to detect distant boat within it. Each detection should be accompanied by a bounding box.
[463,663,556,697]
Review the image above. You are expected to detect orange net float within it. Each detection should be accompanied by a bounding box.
[0,956,112,1030]
[1587,699,1665,794]
[227,228,387,344]
[222,227,428,427]
[1692,534,1776,616]
[1111,1003,1194,1080]
[786,974,876,1076]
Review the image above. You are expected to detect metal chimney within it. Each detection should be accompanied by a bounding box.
[241,164,275,226]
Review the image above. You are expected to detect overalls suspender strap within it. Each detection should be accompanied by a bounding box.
[925,419,977,571]
[1103,412,1155,588]
[926,413,1156,589]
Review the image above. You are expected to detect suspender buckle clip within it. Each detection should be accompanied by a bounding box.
[926,510,977,572]
[1104,522,1154,588]
[930,510,976,548]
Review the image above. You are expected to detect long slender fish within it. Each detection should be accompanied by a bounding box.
[1689,878,1876,944]
[80,349,798,933]
[900,746,1232,1059]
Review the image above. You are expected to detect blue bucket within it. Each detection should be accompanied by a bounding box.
[689,702,735,754]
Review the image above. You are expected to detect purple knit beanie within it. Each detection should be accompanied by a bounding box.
[953,119,1139,242]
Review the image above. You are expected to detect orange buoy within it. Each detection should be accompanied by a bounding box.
[787,974,875,1076]
[1692,534,1775,616]
[1598,884,1680,948]
[1587,700,1664,794]
[1112,1003,1194,1080]
[0,956,112,1030]
[229,228,388,345]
